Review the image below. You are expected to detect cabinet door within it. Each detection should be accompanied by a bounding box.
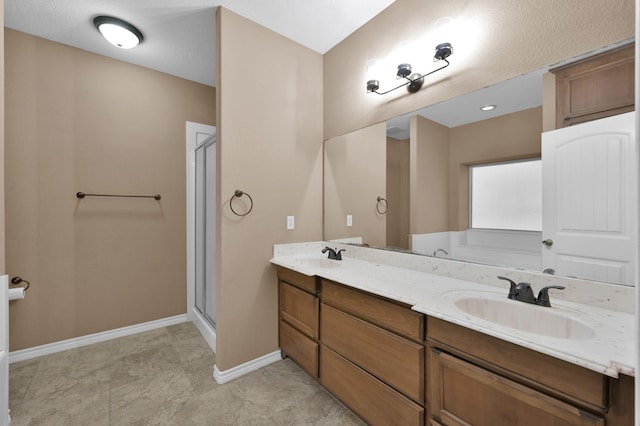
[320,345,424,426]
[277,267,318,294]
[321,303,424,403]
[429,349,604,426]
[280,320,318,378]
[553,43,634,128]
[279,281,319,339]
[322,279,424,342]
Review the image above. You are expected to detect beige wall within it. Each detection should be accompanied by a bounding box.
[4,29,216,350]
[386,137,409,249]
[324,123,387,247]
[448,107,542,230]
[324,0,634,140]
[0,0,5,276]
[216,8,323,371]
[410,116,449,235]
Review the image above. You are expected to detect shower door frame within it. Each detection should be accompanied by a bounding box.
[186,121,217,353]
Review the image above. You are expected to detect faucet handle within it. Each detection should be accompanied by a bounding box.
[536,285,566,307]
[497,276,518,300]
[335,249,345,261]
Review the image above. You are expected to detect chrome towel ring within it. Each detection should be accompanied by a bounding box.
[376,196,388,215]
[230,190,253,216]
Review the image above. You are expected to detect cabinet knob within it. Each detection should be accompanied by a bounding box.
[542,239,554,247]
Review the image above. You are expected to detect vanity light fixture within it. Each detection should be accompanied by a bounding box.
[367,42,453,95]
[93,16,144,49]
[481,104,497,111]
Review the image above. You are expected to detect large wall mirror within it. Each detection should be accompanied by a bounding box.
[324,40,636,287]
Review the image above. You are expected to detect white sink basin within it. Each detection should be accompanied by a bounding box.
[294,258,341,268]
[454,296,595,340]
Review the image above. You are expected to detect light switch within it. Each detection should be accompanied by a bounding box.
[287,216,295,230]
[347,215,353,227]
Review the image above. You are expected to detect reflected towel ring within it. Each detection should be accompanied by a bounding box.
[376,197,388,215]
[230,190,253,216]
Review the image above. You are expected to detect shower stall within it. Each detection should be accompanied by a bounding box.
[186,122,217,352]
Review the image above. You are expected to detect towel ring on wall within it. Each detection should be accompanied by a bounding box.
[376,196,388,215]
[10,276,30,293]
[230,190,253,216]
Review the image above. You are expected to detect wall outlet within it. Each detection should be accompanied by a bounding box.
[347,215,353,227]
[287,216,295,230]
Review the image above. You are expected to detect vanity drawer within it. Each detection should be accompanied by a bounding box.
[279,281,319,339]
[278,266,318,294]
[280,320,318,378]
[320,345,424,426]
[427,317,607,411]
[430,350,604,426]
[321,279,424,342]
[321,303,424,403]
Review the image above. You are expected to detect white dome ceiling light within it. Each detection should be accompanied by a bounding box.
[93,16,143,49]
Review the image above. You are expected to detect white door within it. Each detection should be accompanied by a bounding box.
[0,276,8,425]
[541,112,636,285]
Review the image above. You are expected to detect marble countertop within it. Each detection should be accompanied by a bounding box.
[271,244,635,379]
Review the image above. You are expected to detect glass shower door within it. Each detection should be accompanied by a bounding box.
[195,136,216,327]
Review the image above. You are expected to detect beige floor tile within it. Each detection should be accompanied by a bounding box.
[109,328,172,361]
[12,367,110,426]
[110,346,183,389]
[8,358,40,415]
[166,322,202,341]
[172,334,216,364]
[8,322,363,425]
[110,368,193,425]
[182,354,218,394]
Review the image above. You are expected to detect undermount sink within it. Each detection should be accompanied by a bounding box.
[294,257,341,268]
[454,296,595,340]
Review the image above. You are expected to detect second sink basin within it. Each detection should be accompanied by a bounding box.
[454,296,595,340]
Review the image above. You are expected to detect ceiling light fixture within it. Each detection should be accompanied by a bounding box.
[367,42,453,95]
[93,16,144,49]
[480,104,497,111]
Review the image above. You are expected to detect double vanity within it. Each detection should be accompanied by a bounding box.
[271,242,635,425]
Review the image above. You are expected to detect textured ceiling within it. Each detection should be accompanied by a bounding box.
[4,0,396,87]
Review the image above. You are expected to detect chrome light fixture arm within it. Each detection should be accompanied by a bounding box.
[368,58,450,95]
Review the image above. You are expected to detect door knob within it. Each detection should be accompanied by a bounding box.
[542,239,554,247]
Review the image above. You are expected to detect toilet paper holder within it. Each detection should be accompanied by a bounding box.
[10,276,30,292]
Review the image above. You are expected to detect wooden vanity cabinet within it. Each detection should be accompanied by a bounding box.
[276,267,634,425]
[277,267,319,378]
[320,279,426,425]
[552,43,634,128]
[426,317,634,426]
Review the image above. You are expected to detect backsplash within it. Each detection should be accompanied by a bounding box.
[273,241,635,314]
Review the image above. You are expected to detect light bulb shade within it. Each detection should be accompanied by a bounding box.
[434,43,453,61]
[407,73,424,93]
[366,80,380,93]
[397,63,412,78]
[94,16,143,49]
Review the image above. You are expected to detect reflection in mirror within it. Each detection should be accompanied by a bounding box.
[323,41,636,286]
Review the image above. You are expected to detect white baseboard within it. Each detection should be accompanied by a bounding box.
[213,350,282,384]
[190,309,216,353]
[9,314,188,364]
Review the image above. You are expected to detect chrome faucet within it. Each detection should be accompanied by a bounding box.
[497,276,565,307]
[322,246,345,261]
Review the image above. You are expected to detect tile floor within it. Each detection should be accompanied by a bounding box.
[9,322,363,425]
